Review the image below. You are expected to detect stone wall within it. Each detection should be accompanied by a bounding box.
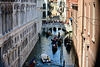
[0,0,42,67]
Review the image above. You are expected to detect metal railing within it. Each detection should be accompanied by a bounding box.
[42,23,64,26]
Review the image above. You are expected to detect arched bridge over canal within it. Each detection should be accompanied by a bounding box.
[42,23,72,32]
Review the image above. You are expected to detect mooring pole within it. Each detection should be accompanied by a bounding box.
[60,43,63,64]
[60,48,62,63]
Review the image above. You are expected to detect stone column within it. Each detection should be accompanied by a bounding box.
[25,9,27,23]
[33,7,34,19]
[52,27,53,34]
[12,10,16,29]
[27,10,29,22]
[11,13,13,30]
[18,11,20,26]
[8,13,12,31]
[2,14,5,35]
[0,13,2,36]
[57,27,58,32]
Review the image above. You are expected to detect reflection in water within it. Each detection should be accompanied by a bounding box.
[23,30,77,67]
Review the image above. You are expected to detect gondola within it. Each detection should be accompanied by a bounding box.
[66,43,71,53]
[41,54,51,63]
[52,44,57,54]
[52,44,57,50]
[57,37,63,46]
[51,37,58,44]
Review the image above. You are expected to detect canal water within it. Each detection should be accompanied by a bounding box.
[23,29,77,67]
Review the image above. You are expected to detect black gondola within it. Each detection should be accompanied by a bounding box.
[53,27,56,31]
[52,44,57,54]
[66,43,71,54]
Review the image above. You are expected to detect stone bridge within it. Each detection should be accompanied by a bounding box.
[42,23,65,28]
[42,23,72,32]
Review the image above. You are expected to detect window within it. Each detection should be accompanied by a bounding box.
[71,11,72,17]
[16,11,18,26]
[48,4,50,9]
[15,38,16,43]
[18,46,20,56]
[71,3,73,8]
[48,11,50,16]
[92,3,95,42]
[34,23,37,34]
[84,4,86,29]
[43,4,46,9]
[88,3,90,35]
[12,51,14,61]
[15,49,17,59]
[5,14,7,33]
[2,14,5,35]
[43,11,46,18]
[20,34,22,38]
[8,56,10,65]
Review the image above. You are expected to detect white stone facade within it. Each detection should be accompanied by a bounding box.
[0,0,42,67]
[42,0,50,22]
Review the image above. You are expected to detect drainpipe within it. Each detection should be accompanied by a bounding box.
[81,0,84,67]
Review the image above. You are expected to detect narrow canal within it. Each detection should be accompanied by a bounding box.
[23,29,77,67]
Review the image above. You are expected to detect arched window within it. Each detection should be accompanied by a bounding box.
[43,11,46,18]
[43,3,46,9]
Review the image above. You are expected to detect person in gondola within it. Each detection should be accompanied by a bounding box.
[54,37,57,43]
[60,37,63,43]
[30,58,35,67]
[58,32,60,38]
[64,36,69,46]
[47,56,49,60]
[55,44,57,47]
[58,39,61,46]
